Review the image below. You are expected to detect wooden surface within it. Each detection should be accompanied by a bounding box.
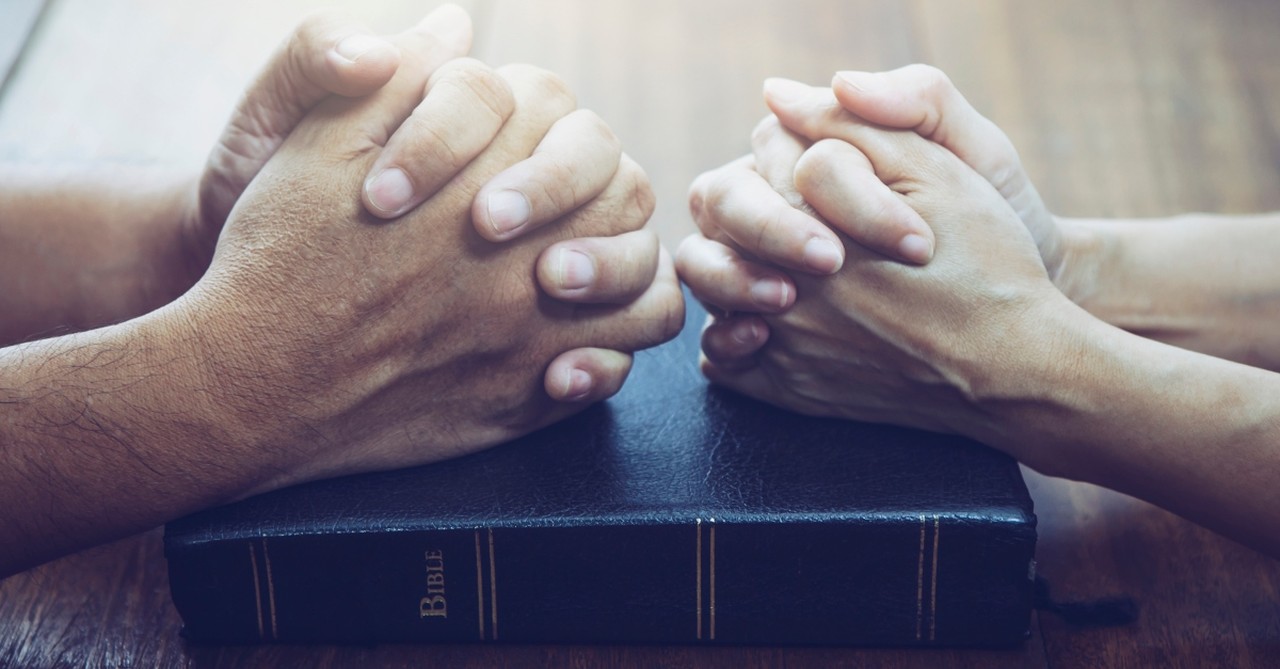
[2,0,1280,667]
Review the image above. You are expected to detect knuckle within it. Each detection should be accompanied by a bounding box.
[809,137,849,162]
[628,230,662,279]
[608,243,660,301]
[295,11,343,43]
[406,117,464,172]
[650,285,686,343]
[574,109,621,154]
[532,69,576,107]
[284,12,359,95]
[636,227,661,255]
[495,62,536,81]
[756,207,788,250]
[793,139,845,194]
[912,63,954,97]
[859,196,898,243]
[750,115,782,147]
[777,185,808,212]
[725,255,763,294]
[699,170,736,224]
[618,156,656,225]
[457,64,517,122]
[688,173,714,221]
[499,64,577,110]
[673,235,704,277]
[922,63,952,85]
[532,156,580,214]
[432,59,515,123]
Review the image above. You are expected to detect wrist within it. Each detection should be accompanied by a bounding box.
[951,290,1111,478]
[0,308,254,509]
[0,301,271,573]
[169,277,376,496]
[1047,216,1110,308]
[136,292,307,500]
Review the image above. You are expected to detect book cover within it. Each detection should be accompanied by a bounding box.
[165,300,1037,647]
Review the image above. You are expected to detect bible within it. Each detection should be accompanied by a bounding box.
[165,301,1036,646]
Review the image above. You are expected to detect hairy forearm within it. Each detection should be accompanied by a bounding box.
[0,304,265,578]
[983,300,1280,557]
[0,166,198,346]
[1056,213,1280,370]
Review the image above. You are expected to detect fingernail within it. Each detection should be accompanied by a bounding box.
[731,320,762,346]
[334,34,386,64]
[365,168,414,214]
[749,278,790,310]
[835,71,880,92]
[764,78,812,105]
[802,238,843,274]
[565,368,593,401]
[899,233,934,264]
[557,249,595,290]
[487,190,531,236]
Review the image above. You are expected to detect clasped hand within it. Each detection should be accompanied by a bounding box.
[678,69,1077,441]
[172,6,682,490]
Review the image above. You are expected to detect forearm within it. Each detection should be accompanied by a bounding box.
[0,303,263,578]
[0,166,198,346]
[983,299,1280,557]
[1056,213,1280,370]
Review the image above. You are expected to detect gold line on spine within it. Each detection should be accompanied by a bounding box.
[696,521,706,642]
[248,543,265,641]
[696,518,703,641]
[915,514,926,641]
[262,538,279,641]
[929,515,940,642]
[475,530,485,641]
[488,527,498,641]
[709,518,717,641]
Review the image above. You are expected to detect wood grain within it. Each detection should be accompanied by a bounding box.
[3,0,1280,667]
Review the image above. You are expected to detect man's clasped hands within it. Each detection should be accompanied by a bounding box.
[7,4,1280,575]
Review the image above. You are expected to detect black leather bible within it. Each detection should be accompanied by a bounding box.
[164,301,1037,647]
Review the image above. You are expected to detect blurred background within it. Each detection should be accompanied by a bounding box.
[4,0,1279,249]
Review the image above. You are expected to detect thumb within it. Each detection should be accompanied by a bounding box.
[830,65,1040,220]
[198,12,404,229]
[198,6,478,230]
[831,65,1060,268]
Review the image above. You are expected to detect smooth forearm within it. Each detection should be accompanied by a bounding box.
[984,300,1280,557]
[0,304,263,578]
[0,166,199,346]
[1056,213,1280,370]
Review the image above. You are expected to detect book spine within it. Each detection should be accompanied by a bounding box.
[166,516,1034,646]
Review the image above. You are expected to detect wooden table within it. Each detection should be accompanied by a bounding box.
[3,0,1280,666]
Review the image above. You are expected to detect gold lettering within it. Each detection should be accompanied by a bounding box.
[419,595,447,618]
[420,549,448,618]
